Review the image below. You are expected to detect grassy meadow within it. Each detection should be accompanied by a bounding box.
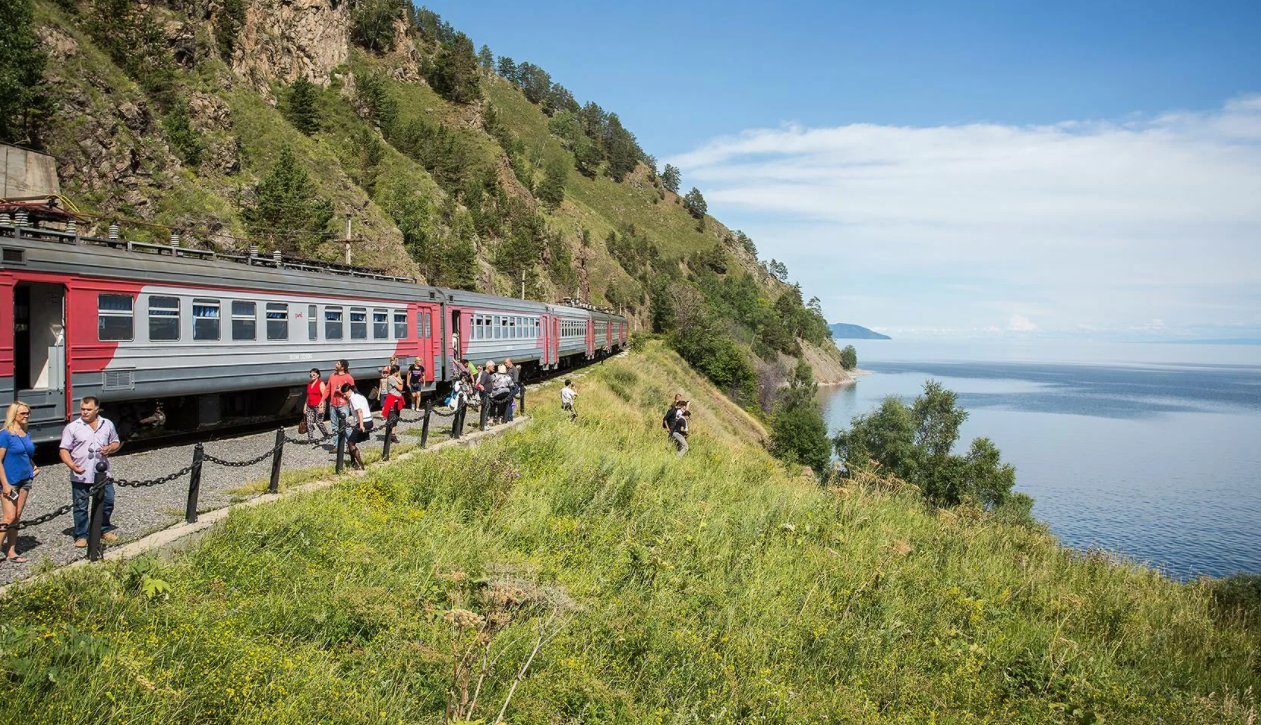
[0,342,1256,722]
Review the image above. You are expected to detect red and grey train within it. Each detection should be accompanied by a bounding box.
[0,223,627,444]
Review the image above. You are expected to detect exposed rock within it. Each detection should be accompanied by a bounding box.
[188,92,233,133]
[36,27,79,60]
[164,19,198,70]
[231,0,350,94]
[200,138,241,175]
[116,101,150,133]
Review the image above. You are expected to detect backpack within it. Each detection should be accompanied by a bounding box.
[662,407,677,430]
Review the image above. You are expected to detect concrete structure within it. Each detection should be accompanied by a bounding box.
[1,144,60,199]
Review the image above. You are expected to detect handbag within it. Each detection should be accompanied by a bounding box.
[298,416,309,435]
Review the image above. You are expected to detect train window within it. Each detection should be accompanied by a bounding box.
[148,296,180,341]
[193,299,221,341]
[373,309,388,339]
[324,306,343,340]
[424,311,432,338]
[307,304,317,340]
[350,308,367,339]
[233,301,256,341]
[97,294,133,342]
[266,303,288,340]
[394,310,407,339]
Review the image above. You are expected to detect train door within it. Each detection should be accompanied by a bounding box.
[447,307,461,377]
[551,317,560,367]
[415,304,437,382]
[12,280,68,436]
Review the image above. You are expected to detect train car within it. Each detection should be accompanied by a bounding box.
[1,223,628,443]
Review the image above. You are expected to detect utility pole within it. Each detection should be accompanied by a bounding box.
[520,271,525,299]
[343,214,352,265]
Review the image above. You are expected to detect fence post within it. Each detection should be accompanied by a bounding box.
[268,428,285,493]
[87,462,107,561]
[381,415,395,462]
[420,399,432,448]
[519,383,526,416]
[185,444,204,524]
[335,428,346,474]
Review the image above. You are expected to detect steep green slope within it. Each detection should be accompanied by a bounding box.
[0,342,1254,721]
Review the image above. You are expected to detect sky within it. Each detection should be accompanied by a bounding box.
[427,1,1261,340]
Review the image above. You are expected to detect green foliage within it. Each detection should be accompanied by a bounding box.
[350,0,403,53]
[162,101,204,167]
[215,0,245,60]
[347,126,384,194]
[87,0,176,106]
[0,0,55,146]
[1209,574,1261,629]
[767,258,789,281]
[514,62,552,106]
[284,77,321,135]
[682,187,707,219]
[661,163,681,193]
[840,345,858,370]
[422,32,481,104]
[835,381,1021,510]
[477,44,493,71]
[495,55,516,81]
[244,145,334,254]
[353,70,398,132]
[770,360,832,477]
[537,156,567,210]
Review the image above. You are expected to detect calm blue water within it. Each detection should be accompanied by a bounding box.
[818,340,1261,580]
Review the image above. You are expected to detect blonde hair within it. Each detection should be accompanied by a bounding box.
[4,402,30,435]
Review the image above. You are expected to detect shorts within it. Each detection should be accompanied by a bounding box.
[408,382,423,393]
[347,422,374,444]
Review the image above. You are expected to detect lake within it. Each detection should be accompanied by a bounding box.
[817,339,1261,580]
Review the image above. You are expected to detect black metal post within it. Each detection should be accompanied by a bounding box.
[87,462,107,561]
[420,399,432,448]
[335,428,346,474]
[268,427,285,493]
[519,383,526,416]
[478,393,489,431]
[186,443,204,524]
[381,416,395,462]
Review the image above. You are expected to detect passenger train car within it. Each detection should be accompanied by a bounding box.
[0,223,628,443]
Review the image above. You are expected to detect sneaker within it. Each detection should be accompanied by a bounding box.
[101,532,119,542]
[74,538,87,548]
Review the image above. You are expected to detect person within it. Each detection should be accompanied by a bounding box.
[303,368,331,443]
[476,361,495,421]
[342,383,373,470]
[669,400,690,456]
[0,402,39,562]
[59,397,122,548]
[662,394,683,437]
[560,379,577,422]
[381,364,405,442]
[504,358,520,422]
[325,359,355,438]
[453,357,470,379]
[406,361,425,411]
[489,365,514,424]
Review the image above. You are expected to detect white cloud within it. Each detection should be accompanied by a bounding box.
[670,96,1261,337]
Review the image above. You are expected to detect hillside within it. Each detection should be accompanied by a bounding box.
[831,323,891,340]
[0,342,1255,721]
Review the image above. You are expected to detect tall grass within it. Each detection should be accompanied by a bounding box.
[0,342,1256,722]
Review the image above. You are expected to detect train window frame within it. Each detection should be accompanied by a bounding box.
[350,307,368,340]
[148,295,180,342]
[372,309,388,339]
[424,311,432,338]
[266,302,289,341]
[193,298,221,341]
[307,304,318,341]
[97,293,134,342]
[232,301,257,341]
[324,306,343,340]
[394,310,407,339]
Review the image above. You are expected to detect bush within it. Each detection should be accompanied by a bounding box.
[840,345,857,370]
[1209,574,1261,628]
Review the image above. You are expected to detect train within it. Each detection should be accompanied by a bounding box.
[0,218,628,443]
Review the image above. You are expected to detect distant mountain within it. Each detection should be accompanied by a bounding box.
[830,323,891,340]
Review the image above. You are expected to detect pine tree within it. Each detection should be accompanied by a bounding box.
[683,187,707,219]
[0,0,55,146]
[661,164,681,193]
[286,77,321,135]
[477,44,494,71]
[496,55,517,82]
[840,345,858,370]
[538,157,568,210]
[245,145,334,254]
[424,32,481,104]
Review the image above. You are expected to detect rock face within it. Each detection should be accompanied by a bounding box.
[231,0,349,93]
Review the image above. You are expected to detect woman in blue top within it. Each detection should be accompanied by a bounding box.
[0,401,39,563]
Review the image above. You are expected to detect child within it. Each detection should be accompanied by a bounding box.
[560,379,577,422]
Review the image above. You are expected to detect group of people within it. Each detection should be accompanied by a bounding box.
[301,357,426,470]
[662,395,691,456]
[448,357,522,426]
[0,397,123,557]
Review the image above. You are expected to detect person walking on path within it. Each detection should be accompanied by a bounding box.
[560,379,578,422]
[343,383,373,470]
[504,358,521,422]
[59,397,122,548]
[669,400,690,456]
[381,365,405,442]
[0,402,39,562]
[406,361,425,411]
[303,368,331,444]
[325,359,355,438]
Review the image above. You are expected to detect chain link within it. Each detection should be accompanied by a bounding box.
[111,465,194,488]
[0,480,108,531]
[203,441,283,468]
